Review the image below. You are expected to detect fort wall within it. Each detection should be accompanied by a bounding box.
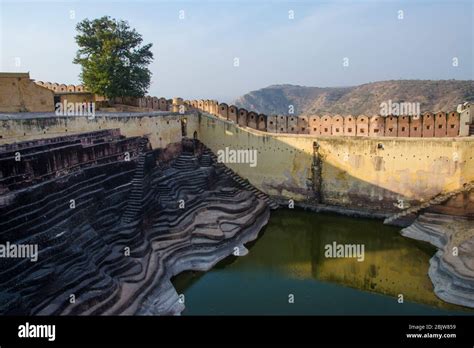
[27,82,472,138]
[0,112,198,149]
[1,73,54,112]
[52,93,468,138]
[1,90,472,214]
[198,113,474,213]
[185,99,468,138]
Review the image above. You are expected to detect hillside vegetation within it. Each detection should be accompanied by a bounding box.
[234,80,474,116]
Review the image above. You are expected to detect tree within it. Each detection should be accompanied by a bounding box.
[73,16,153,99]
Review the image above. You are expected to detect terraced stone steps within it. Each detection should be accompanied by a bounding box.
[0,129,143,192]
[384,182,474,226]
[122,138,149,223]
[0,160,136,314]
[201,146,279,210]
[0,129,123,153]
[0,136,273,315]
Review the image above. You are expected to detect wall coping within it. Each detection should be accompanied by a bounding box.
[0,111,197,120]
[201,112,474,143]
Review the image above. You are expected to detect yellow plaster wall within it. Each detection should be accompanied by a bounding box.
[1,110,472,213]
[198,113,474,212]
[0,76,54,112]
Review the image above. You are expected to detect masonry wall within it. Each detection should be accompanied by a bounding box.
[0,112,198,149]
[198,114,474,213]
[186,98,464,138]
[3,109,472,215]
[57,93,95,105]
[1,76,54,112]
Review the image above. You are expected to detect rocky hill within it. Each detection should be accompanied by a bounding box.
[234,80,474,116]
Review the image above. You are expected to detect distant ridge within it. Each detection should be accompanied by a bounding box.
[234,80,474,116]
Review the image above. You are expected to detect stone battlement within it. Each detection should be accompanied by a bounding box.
[35,81,87,93]
[135,96,472,138]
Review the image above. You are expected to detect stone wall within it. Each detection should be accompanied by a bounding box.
[0,73,54,112]
[0,112,199,149]
[186,99,468,138]
[36,81,86,93]
[3,109,471,213]
[0,129,143,193]
[0,136,272,315]
[198,113,474,214]
[427,190,474,218]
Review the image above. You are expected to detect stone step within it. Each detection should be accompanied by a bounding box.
[384,181,474,225]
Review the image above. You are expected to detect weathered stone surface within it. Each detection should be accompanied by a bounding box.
[401,213,474,308]
[199,114,474,214]
[0,133,272,315]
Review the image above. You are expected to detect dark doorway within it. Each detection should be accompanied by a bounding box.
[181,118,187,137]
[54,96,61,108]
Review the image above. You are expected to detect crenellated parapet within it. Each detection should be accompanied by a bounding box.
[135,96,189,112]
[35,81,88,93]
[184,98,471,138]
[65,91,470,138]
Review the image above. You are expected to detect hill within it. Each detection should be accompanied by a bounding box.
[234,80,474,116]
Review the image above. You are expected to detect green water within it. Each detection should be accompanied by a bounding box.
[172,209,472,315]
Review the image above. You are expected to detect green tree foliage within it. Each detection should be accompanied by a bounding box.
[73,16,153,99]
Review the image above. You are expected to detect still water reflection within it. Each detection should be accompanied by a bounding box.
[172,209,472,315]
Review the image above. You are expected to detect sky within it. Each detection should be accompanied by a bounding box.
[0,0,472,103]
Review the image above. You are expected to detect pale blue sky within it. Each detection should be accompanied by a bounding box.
[1,0,472,102]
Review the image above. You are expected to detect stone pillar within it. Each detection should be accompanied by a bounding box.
[152,97,159,110]
[228,105,238,122]
[435,112,447,137]
[344,116,356,136]
[297,116,309,134]
[397,116,410,137]
[218,103,229,119]
[447,111,460,137]
[332,115,344,136]
[171,97,184,113]
[257,114,267,131]
[422,112,434,137]
[409,116,422,137]
[198,100,204,111]
[320,116,332,136]
[159,97,168,111]
[267,115,278,133]
[356,115,369,136]
[369,116,385,137]
[210,101,219,115]
[287,116,298,134]
[277,115,287,133]
[384,116,398,137]
[238,108,248,127]
[309,116,321,135]
[458,103,471,136]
